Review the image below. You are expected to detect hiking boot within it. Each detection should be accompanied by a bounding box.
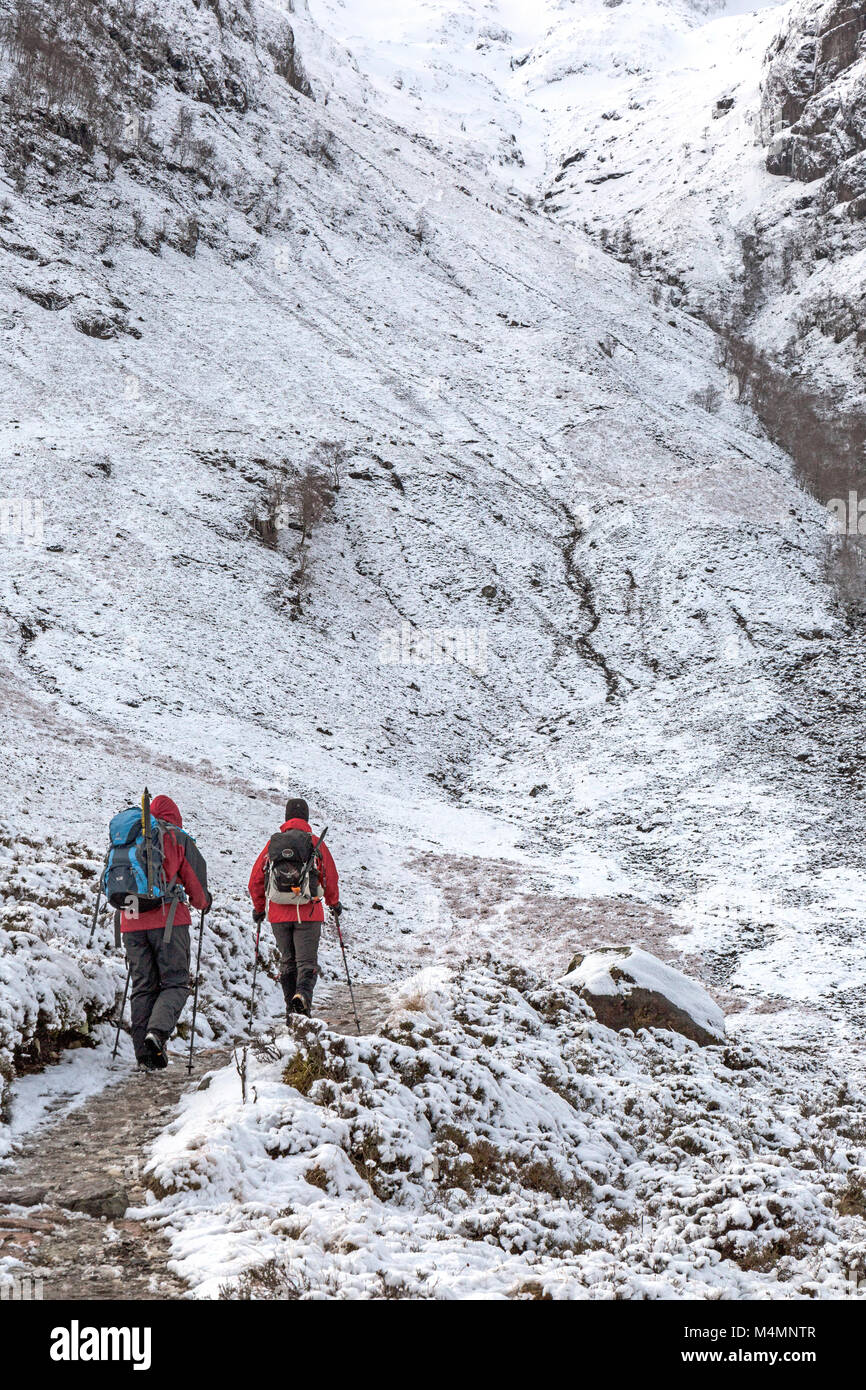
[291,993,311,1017]
[282,981,298,1027]
[144,1031,168,1070]
[137,1054,157,1073]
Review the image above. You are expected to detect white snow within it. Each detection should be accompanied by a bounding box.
[137,963,866,1299]
[0,0,864,1300]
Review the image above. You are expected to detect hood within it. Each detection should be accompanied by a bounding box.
[151,794,182,828]
[281,818,312,833]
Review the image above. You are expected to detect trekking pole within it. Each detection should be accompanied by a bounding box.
[247,919,262,1034]
[87,849,110,947]
[112,965,131,1060]
[141,786,155,898]
[87,876,104,948]
[332,908,361,1035]
[187,909,206,1075]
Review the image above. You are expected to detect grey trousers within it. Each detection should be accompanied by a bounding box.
[272,922,321,1007]
[123,925,191,1059]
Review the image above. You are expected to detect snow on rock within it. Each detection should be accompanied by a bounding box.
[138,961,866,1300]
[561,945,726,1046]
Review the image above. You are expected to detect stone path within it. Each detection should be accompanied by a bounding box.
[0,1046,231,1300]
[0,983,393,1300]
[316,980,393,1037]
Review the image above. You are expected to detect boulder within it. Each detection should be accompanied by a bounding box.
[55,1181,130,1220]
[561,945,725,1046]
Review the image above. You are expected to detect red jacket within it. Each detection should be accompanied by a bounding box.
[248,818,338,924]
[120,795,210,933]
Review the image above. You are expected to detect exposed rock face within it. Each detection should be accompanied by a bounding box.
[562,946,726,1047]
[748,0,866,440]
[761,1,866,202]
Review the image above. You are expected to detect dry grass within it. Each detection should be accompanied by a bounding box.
[510,1280,553,1300]
[303,1165,330,1192]
[838,1176,866,1218]
[399,991,428,1012]
[281,1040,336,1096]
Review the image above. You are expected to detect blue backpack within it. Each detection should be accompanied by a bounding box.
[103,807,173,914]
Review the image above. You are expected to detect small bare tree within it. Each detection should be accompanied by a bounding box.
[171,106,195,163]
[174,214,201,257]
[689,384,723,414]
[295,464,336,545]
[247,473,291,548]
[311,438,349,492]
[247,461,337,563]
[304,123,336,167]
[824,534,866,626]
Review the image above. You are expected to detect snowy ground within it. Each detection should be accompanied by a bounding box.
[304,0,865,409]
[139,963,866,1299]
[0,0,865,1298]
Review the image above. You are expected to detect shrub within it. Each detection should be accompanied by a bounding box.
[304,123,336,167]
[174,214,201,257]
[838,1175,866,1217]
[717,323,866,507]
[689,384,723,414]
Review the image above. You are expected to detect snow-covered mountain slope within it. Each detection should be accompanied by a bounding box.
[307,0,864,428]
[1,0,866,1297]
[304,0,782,198]
[140,963,866,1299]
[529,1,789,311]
[515,0,865,416]
[0,0,855,1072]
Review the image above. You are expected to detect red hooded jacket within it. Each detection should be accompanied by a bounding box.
[119,795,210,933]
[248,819,339,924]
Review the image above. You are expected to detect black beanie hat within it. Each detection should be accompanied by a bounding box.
[285,797,309,822]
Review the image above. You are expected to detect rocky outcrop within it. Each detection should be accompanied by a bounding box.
[562,946,726,1047]
[761,1,866,200]
[748,0,866,462]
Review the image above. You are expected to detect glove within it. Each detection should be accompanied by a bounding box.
[203,891,213,914]
[252,909,265,925]
[332,902,343,919]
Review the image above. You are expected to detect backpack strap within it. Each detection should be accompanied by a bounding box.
[163,887,180,945]
[114,909,121,948]
[156,820,184,944]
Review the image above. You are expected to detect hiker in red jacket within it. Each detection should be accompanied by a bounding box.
[248,797,340,1019]
[121,794,211,1070]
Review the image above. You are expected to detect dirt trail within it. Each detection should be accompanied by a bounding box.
[0,984,392,1300]
[316,980,393,1036]
[0,1046,231,1300]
